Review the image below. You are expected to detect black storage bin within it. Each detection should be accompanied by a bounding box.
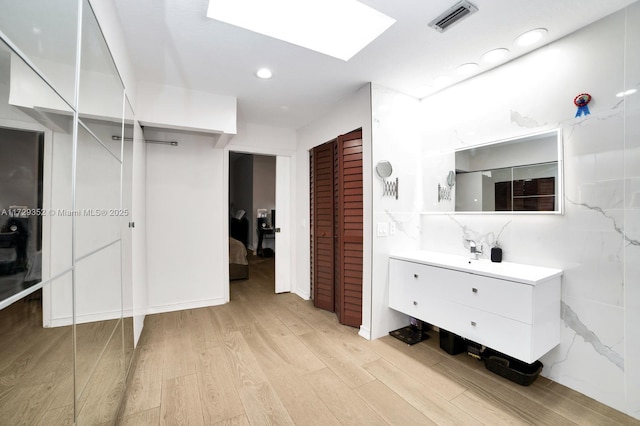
[439,328,466,355]
[389,319,429,345]
[466,340,483,360]
[482,348,543,386]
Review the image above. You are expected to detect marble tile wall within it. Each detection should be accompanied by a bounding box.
[370,85,423,338]
[415,5,639,418]
[372,3,639,419]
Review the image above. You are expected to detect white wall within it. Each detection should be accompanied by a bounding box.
[229,121,297,155]
[145,128,227,313]
[136,81,237,135]
[370,84,422,339]
[143,120,297,314]
[295,83,373,337]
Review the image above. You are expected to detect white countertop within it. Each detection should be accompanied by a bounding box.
[390,250,563,285]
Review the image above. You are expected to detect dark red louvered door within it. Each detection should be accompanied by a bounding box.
[310,129,363,328]
[335,130,363,327]
[311,141,335,312]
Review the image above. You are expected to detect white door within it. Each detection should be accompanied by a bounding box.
[130,122,147,345]
[275,155,291,293]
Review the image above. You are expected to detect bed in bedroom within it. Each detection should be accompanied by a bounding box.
[229,237,249,280]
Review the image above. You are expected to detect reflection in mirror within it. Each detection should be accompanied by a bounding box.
[73,2,127,419]
[0,128,43,289]
[78,0,124,159]
[453,130,562,213]
[376,160,393,178]
[75,123,121,259]
[122,98,135,371]
[0,39,74,305]
[0,272,74,424]
[447,170,455,187]
[2,2,131,424]
[76,318,124,424]
[74,242,123,417]
[0,0,80,105]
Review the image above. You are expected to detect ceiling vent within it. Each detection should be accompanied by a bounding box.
[428,0,478,33]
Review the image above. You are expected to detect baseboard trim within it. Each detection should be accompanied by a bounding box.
[358,325,371,340]
[48,309,122,327]
[293,289,310,300]
[145,297,227,315]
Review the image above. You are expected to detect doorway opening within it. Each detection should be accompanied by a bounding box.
[0,126,44,302]
[228,152,276,291]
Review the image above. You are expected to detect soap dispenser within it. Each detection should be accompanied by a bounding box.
[491,244,502,263]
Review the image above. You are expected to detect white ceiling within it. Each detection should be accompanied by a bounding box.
[112,0,636,130]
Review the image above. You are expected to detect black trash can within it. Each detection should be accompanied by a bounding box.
[439,328,466,355]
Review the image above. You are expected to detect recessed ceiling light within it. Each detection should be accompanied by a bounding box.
[515,28,547,47]
[455,62,479,76]
[482,48,509,63]
[256,68,272,79]
[207,0,395,61]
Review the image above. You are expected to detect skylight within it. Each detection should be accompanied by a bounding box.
[206,0,396,61]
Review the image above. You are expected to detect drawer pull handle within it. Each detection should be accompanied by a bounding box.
[413,301,418,306]
[472,288,478,293]
[470,321,477,326]
[413,274,418,278]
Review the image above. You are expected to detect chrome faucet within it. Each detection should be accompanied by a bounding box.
[467,239,482,260]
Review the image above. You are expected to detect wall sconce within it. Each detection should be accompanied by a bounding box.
[438,170,455,202]
[376,160,398,199]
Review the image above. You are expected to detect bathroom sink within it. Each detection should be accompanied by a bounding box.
[390,250,562,285]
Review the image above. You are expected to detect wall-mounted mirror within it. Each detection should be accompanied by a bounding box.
[0,24,76,426]
[1,1,134,424]
[424,129,563,214]
[454,130,562,213]
[0,0,79,106]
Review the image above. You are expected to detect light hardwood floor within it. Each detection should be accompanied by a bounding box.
[0,290,127,425]
[117,256,639,425]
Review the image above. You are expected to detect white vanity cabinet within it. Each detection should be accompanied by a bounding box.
[389,252,562,364]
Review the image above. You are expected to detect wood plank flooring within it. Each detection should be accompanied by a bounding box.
[117,255,639,425]
[0,289,125,425]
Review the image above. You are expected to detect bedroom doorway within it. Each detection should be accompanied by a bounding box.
[228,152,277,287]
[0,126,44,302]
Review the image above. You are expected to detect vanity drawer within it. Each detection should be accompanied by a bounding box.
[449,304,533,363]
[388,259,433,316]
[423,266,534,324]
[389,259,533,323]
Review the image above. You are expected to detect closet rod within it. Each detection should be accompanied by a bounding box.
[111,135,178,146]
